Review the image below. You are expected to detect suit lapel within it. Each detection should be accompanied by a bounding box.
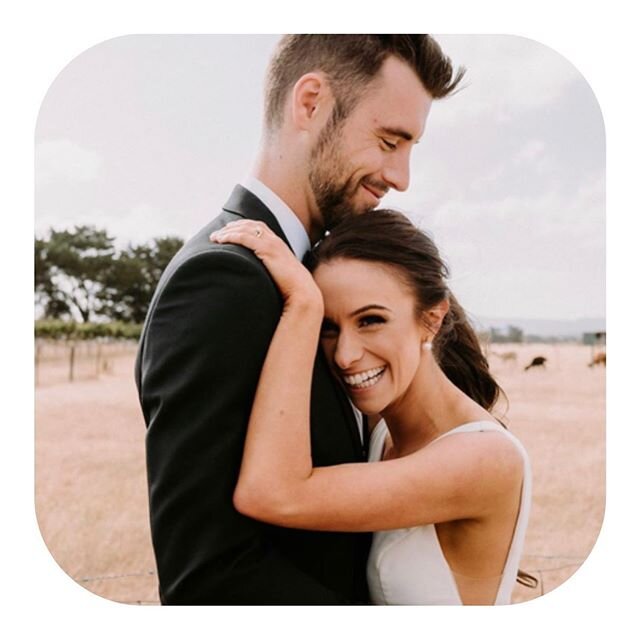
[222,184,294,252]
[223,184,364,461]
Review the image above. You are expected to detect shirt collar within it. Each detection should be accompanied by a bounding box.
[241,176,311,261]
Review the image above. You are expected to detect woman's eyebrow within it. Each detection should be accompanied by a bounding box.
[349,304,391,318]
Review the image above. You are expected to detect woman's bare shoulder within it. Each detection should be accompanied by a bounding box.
[416,425,525,503]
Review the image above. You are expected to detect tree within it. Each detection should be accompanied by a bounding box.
[489,325,524,343]
[35,226,116,322]
[35,236,58,314]
[100,236,183,323]
[506,325,524,343]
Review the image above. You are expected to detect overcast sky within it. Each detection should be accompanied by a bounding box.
[34,34,605,322]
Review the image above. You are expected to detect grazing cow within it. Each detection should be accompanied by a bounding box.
[525,356,547,371]
[588,352,606,367]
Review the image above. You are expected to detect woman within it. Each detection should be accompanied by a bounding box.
[210,209,531,605]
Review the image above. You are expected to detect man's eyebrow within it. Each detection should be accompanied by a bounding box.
[378,126,419,143]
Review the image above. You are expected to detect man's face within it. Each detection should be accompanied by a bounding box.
[308,56,433,230]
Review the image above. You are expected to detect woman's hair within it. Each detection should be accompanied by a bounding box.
[308,208,502,412]
[310,210,539,590]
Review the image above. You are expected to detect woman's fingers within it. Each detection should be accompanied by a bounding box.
[210,221,281,258]
[209,219,321,308]
[210,220,296,275]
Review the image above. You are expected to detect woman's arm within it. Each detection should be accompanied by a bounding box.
[210,219,324,494]
[211,221,524,533]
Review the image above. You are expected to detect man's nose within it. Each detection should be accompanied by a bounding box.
[382,149,411,192]
[333,331,363,371]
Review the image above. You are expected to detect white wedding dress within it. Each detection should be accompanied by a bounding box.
[366,420,531,605]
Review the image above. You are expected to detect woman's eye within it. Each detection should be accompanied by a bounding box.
[320,320,339,338]
[359,315,386,328]
[382,139,397,150]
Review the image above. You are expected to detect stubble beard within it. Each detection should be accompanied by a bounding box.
[308,119,374,232]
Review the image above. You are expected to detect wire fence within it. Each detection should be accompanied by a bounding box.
[35,338,138,386]
[73,554,586,604]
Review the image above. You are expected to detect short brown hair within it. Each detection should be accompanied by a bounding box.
[264,35,465,132]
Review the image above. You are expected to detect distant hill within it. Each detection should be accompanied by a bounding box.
[470,315,606,339]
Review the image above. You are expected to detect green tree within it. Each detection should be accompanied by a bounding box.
[100,236,183,323]
[35,236,57,313]
[35,226,116,322]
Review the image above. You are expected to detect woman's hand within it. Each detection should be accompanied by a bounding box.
[210,220,323,311]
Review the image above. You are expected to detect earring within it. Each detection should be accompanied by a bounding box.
[422,341,432,351]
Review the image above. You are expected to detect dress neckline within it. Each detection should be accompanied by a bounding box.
[370,419,505,459]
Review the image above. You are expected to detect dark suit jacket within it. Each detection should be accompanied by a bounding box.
[135,185,371,604]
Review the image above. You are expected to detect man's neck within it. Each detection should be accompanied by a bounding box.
[242,176,311,260]
[252,151,318,241]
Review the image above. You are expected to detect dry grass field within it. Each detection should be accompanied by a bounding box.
[34,340,605,605]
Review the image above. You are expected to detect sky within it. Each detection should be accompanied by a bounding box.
[34,34,605,322]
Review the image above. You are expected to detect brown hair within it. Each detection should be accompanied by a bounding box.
[309,209,539,589]
[264,35,465,133]
[308,208,501,412]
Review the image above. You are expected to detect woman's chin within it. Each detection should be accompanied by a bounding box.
[347,391,385,416]
[342,371,389,414]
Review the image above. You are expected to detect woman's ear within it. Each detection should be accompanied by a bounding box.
[422,298,450,339]
[290,72,333,132]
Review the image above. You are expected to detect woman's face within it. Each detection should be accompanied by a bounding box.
[313,258,426,415]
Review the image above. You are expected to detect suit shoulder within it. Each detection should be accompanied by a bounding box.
[144,211,280,325]
[170,242,275,289]
[145,241,280,325]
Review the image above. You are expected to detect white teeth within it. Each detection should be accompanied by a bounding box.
[343,366,385,389]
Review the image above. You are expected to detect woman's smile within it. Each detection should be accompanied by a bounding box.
[314,259,426,414]
[342,365,387,391]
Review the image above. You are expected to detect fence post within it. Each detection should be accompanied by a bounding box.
[69,342,75,382]
[35,341,41,386]
[96,341,102,378]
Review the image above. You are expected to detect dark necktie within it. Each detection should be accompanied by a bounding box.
[362,413,370,459]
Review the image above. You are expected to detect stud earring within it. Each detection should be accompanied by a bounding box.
[422,341,432,351]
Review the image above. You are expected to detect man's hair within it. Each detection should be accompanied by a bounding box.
[264,35,465,132]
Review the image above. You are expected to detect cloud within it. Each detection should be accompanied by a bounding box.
[103,203,194,248]
[426,172,604,317]
[35,139,102,186]
[514,139,547,165]
[431,35,584,127]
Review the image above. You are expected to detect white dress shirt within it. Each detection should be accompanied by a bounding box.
[241,176,310,260]
[240,177,364,443]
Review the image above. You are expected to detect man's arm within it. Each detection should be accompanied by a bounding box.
[139,247,343,604]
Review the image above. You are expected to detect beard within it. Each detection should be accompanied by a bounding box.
[308,117,378,231]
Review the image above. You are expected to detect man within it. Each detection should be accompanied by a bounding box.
[135,34,463,605]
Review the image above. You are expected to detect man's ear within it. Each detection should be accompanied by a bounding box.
[422,298,450,339]
[290,72,333,131]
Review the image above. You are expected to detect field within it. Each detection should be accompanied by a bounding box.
[34,341,605,605]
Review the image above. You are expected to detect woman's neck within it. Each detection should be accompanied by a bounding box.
[380,355,492,458]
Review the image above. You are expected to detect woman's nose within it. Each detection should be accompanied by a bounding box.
[333,331,363,370]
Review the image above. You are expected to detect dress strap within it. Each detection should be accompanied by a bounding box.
[431,420,507,443]
[432,421,532,604]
